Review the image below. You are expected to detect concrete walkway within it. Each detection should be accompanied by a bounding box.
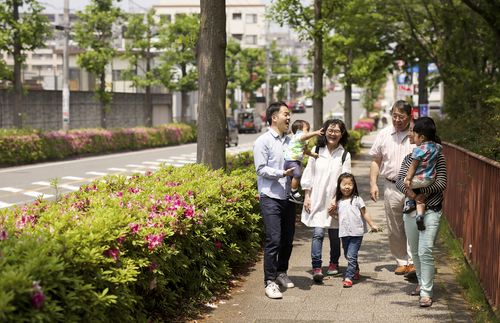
[195,131,473,323]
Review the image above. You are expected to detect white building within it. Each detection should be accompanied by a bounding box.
[153,0,267,48]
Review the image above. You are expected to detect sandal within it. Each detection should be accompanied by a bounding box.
[410,286,420,296]
[419,296,433,307]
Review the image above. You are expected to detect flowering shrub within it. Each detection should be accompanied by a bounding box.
[0,123,196,166]
[0,160,261,321]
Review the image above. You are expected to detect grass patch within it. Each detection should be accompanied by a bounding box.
[438,217,500,322]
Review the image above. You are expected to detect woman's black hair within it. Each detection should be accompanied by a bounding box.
[266,101,288,126]
[413,116,440,143]
[334,172,359,203]
[316,119,349,148]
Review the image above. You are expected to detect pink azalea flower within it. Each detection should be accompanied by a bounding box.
[116,236,126,244]
[129,223,140,234]
[149,261,158,271]
[31,281,45,310]
[0,228,8,241]
[215,241,223,250]
[145,233,165,251]
[105,247,120,261]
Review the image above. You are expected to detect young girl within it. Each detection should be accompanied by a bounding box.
[335,173,379,288]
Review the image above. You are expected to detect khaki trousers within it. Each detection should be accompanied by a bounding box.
[383,181,413,266]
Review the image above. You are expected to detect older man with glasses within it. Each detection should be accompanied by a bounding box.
[369,100,416,277]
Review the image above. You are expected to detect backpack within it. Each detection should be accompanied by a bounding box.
[314,145,348,165]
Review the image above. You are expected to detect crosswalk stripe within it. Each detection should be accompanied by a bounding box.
[157,159,174,162]
[32,181,51,186]
[126,164,147,168]
[23,191,54,198]
[108,167,127,172]
[0,201,13,209]
[0,187,23,193]
[86,171,107,176]
[62,176,85,181]
[60,184,79,191]
[142,161,160,165]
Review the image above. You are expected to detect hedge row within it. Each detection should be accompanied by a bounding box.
[0,124,196,167]
[0,160,262,322]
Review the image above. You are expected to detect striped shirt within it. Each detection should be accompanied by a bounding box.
[369,125,414,181]
[396,153,447,208]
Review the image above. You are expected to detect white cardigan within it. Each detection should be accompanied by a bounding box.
[300,145,351,228]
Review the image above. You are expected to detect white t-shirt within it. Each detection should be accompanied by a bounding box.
[338,195,367,237]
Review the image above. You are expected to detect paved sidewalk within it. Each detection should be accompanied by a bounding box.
[196,131,473,323]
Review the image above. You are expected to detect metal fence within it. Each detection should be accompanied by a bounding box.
[442,142,500,309]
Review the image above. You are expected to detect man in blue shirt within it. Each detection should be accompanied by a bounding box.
[253,101,296,299]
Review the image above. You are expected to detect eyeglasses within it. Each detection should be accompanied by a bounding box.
[326,129,342,135]
[392,114,408,121]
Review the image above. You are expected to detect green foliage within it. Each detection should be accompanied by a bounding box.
[73,0,122,114]
[122,9,161,90]
[156,14,199,93]
[0,123,196,166]
[0,160,261,321]
[0,0,52,79]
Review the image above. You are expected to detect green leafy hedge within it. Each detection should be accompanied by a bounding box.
[0,163,261,321]
[0,123,197,167]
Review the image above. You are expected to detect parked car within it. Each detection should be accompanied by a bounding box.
[226,117,239,147]
[291,101,306,113]
[304,97,313,108]
[236,110,263,133]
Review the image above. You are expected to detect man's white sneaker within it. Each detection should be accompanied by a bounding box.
[265,281,282,299]
[276,272,295,288]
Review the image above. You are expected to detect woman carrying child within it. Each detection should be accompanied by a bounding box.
[334,173,379,288]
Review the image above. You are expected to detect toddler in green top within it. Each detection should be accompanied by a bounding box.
[284,119,324,204]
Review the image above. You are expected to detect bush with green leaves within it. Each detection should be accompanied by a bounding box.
[0,162,261,321]
[0,123,196,166]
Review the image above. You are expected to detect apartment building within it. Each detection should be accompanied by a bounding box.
[154,0,267,48]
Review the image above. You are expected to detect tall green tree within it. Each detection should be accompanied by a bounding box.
[157,14,199,123]
[73,0,122,129]
[324,0,393,128]
[271,0,339,129]
[197,0,227,169]
[0,0,51,128]
[122,9,161,127]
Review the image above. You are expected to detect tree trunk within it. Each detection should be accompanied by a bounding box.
[100,72,107,129]
[197,0,227,169]
[13,2,24,128]
[417,59,428,106]
[181,90,189,123]
[144,51,153,127]
[312,0,324,130]
[344,81,352,129]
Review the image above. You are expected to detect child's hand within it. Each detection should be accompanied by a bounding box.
[327,199,338,218]
[316,128,325,137]
[369,226,383,233]
[403,177,411,189]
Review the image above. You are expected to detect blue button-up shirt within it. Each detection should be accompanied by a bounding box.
[253,128,291,200]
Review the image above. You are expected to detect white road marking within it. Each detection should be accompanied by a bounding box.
[60,184,79,191]
[126,164,147,168]
[86,171,107,176]
[0,201,13,209]
[131,170,146,174]
[142,161,160,165]
[62,176,85,181]
[32,181,51,186]
[23,191,53,198]
[108,167,127,172]
[157,159,174,162]
[0,187,23,193]
[175,160,195,164]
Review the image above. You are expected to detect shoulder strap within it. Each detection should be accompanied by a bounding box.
[314,145,319,155]
[341,149,348,165]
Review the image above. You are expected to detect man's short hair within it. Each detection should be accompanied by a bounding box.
[266,101,288,125]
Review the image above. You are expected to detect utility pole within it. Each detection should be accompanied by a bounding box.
[62,0,70,131]
[265,20,271,106]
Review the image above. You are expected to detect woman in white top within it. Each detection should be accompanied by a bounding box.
[301,119,351,282]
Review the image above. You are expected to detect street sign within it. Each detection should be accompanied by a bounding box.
[419,104,429,117]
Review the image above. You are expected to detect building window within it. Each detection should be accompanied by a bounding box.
[245,14,257,24]
[244,35,257,45]
[112,70,125,81]
[232,13,242,20]
[231,34,243,41]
